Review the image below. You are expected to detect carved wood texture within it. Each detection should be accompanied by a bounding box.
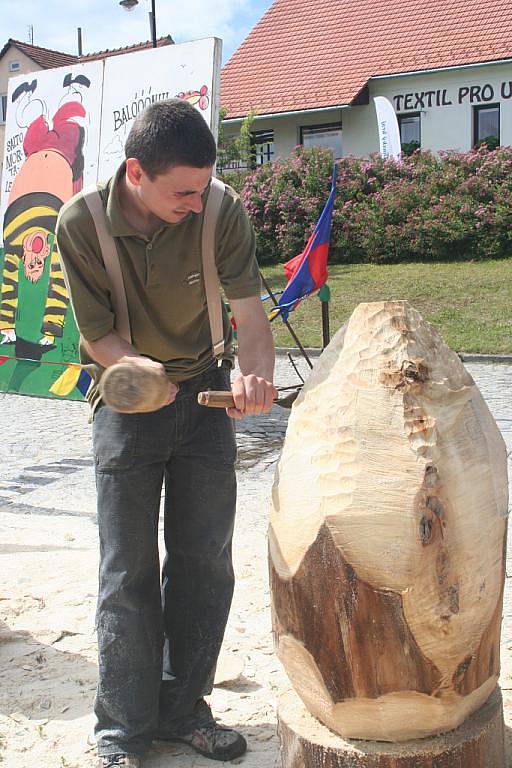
[278,686,505,767]
[269,302,508,743]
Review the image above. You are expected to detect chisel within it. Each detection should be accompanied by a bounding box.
[197,385,301,410]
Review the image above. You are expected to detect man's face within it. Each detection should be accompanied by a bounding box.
[133,162,213,224]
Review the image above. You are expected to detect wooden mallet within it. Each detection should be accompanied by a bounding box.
[100,363,171,413]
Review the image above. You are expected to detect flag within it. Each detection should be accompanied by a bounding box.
[76,368,92,397]
[373,97,401,160]
[49,364,90,397]
[270,164,337,322]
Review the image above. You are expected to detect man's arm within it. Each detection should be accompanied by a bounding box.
[56,201,178,408]
[83,331,178,407]
[228,296,277,419]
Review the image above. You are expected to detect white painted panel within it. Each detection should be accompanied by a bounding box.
[1,60,103,220]
[98,38,221,179]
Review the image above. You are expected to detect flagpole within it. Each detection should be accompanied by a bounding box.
[318,283,331,350]
[0,354,84,367]
[322,301,330,349]
[259,270,313,369]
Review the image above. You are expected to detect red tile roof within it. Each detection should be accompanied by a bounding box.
[0,36,173,68]
[79,36,173,61]
[0,39,78,68]
[221,0,512,119]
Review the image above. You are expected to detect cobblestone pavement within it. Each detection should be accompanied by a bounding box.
[0,355,511,767]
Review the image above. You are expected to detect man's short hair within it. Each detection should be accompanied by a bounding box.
[125,99,216,178]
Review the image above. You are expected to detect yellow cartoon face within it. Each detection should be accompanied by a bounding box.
[21,229,51,282]
[177,85,209,111]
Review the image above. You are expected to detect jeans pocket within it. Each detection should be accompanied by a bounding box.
[210,406,237,466]
[204,366,237,465]
[93,405,139,472]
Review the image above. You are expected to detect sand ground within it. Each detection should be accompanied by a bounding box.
[1,357,511,767]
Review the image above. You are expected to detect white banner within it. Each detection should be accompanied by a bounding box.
[373,96,401,160]
[98,38,221,179]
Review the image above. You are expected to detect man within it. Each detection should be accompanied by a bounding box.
[56,99,276,768]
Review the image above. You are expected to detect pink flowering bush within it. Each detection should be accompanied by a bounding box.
[237,145,512,264]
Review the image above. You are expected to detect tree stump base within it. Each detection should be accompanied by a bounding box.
[277,686,505,768]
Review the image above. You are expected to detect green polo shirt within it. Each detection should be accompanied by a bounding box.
[56,163,261,407]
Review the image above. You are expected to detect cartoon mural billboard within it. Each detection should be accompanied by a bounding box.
[0,61,103,400]
[0,38,221,401]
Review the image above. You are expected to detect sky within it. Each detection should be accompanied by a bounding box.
[1,0,274,64]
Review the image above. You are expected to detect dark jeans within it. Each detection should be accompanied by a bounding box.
[92,363,237,757]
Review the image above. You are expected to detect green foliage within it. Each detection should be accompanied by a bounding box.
[401,140,420,156]
[475,135,500,151]
[241,146,335,263]
[217,168,251,194]
[240,145,512,264]
[217,108,256,177]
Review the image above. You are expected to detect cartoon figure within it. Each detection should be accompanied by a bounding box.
[177,85,209,111]
[0,74,90,393]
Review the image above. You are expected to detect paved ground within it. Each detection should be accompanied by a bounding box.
[0,354,511,767]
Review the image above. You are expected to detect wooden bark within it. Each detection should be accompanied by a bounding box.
[278,685,505,768]
[269,301,508,743]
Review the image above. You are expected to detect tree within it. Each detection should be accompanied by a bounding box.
[217,108,256,173]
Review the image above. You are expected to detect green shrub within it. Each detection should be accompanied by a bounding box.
[217,168,251,194]
[240,145,512,264]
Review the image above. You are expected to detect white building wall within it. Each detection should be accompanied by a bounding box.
[345,62,512,156]
[223,60,512,160]
[223,108,343,161]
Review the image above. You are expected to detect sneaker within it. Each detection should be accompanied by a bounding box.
[97,755,141,768]
[164,722,247,762]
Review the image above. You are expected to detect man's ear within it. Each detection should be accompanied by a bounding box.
[125,158,144,187]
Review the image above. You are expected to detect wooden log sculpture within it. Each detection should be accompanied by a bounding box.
[269,301,508,766]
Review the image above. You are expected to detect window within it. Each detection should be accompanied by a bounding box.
[8,61,20,72]
[251,130,274,166]
[300,123,342,158]
[0,93,7,125]
[474,104,500,149]
[398,113,421,154]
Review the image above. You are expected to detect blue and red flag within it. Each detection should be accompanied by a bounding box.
[270,164,337,322]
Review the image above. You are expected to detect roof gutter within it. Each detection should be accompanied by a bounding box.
[371,57,512,81]
[222,104,349,124]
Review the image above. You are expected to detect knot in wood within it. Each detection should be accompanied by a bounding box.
[380,360,429,391]
[402,360,428,385]
[420,514,434,545]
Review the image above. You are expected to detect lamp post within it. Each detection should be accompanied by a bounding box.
[119,0,157,48]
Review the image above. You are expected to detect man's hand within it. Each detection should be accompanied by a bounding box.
[84,331,179,409]
[115,355,179,409]
[227,373,277,420]
[227,296,276,420]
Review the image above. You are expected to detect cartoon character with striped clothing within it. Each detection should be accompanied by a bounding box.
[0,74,91,396]
[1,191,70,356]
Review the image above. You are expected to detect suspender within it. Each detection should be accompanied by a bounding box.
[83,188,132,344]
[201,178,225,360]
[82,178,226,361]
